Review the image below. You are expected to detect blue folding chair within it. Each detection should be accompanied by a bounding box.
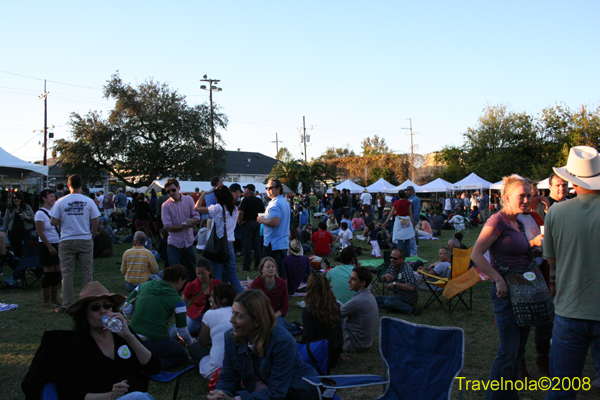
[147,365,196,400]
[303,316,465,400]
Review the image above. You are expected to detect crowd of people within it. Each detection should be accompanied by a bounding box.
[13,144,600,399]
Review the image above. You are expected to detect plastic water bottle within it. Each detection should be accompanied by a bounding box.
[102,315,123,333]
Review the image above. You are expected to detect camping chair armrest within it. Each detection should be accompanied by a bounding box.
[303,374,388,389]
[417,270,449,282]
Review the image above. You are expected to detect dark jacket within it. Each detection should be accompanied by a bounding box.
[216,325,317,400]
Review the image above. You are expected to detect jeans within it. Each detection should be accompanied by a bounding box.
[241,220,262,270]
[264,244,288,280]
[59,239,94,308]
[277,316,302,336]
[546,314,600,400]
[208,242,242,294]
[169,315,202,338]
[397,239,411,257]
[375,293,414,314]
[167,244,197,282]
[142,337,189,370]
[125,281,138,292]
[486,284,530,400]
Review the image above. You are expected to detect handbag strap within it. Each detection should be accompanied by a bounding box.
[222,206,228,241]
[189,279,213,304]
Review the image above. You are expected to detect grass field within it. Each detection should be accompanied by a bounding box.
[1,224,597,400]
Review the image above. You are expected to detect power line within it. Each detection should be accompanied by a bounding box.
[0,70,102,90]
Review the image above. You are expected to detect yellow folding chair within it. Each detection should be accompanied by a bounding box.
[418,247,480,314]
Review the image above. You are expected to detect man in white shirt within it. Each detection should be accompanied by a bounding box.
[50,175,101,313]
[360,190,372,211]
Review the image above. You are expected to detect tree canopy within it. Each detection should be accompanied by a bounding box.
[53,72,227,187]
[434,104,600,183]
[361,135,389,156]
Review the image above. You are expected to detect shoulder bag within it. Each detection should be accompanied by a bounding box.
[203,207,229,264]
[493,220,554,327]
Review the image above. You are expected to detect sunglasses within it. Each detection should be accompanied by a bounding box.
[265,186,275,190]
[169,188,178,193]
[89,302,113,312]
[390,256,401,260]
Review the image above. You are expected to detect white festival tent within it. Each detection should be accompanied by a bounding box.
[387,179,420,194]
[451,173,492,191]
[489,176,572,191]
[327,179,365,194]
[145,180,269,194]
[364,177,396,193]
[417,178,453,193]
[0,146,49,176]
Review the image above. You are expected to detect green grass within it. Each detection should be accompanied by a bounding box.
[1,226,598,400]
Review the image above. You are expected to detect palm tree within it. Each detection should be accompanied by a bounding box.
[268,160,309,193]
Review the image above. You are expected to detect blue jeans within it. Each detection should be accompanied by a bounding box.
[167,244,197,282]
[208,242,242,293]
[486,284,530,400]
[375,293,414,314]
[125,281,138,292]
[277,316,302,336]
[396,239,411,257]
[546,314,600,400]
[142,337,189,370]
[241,220,262,270]
[264,244,288,280]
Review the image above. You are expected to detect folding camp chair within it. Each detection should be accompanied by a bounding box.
[303,316,465,400]
[418,247,480,314]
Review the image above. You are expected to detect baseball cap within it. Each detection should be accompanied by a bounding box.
[229,183,242,192]
[243,184,256,192]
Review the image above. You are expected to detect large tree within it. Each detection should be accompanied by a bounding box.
[53,72,227,187]
[361,135,389,156]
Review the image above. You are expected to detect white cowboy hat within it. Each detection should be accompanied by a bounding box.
[553,146,600,190]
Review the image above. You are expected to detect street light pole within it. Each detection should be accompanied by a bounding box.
[200,75,222,150]
[38,80,49,166]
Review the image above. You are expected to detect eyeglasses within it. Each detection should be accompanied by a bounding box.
[89,302,113,312]
[169,188,178,193]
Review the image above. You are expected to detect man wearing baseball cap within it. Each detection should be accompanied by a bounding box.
[544,146,600,395]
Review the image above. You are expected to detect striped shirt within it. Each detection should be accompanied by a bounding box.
[121,246,159,284]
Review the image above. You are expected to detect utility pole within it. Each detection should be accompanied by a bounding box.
[200,75,222,150]
[272,132,282,158]
[401,118,419,181]
[297,116,313,162]
[38,80,49,166]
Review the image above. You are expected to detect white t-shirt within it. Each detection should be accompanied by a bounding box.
[50,193,101,242]
[338,228,353,247]
[433,261,451,278]
[444,198,452,211]
[199,306,233,378]
[196,227,208,250]
[97,194,105,208]
[207,204,238,243]
[35,207,60,244]
[360,192,372,205]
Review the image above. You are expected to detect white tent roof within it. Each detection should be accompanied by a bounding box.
[327,179,365,194]
[0,147,49,176]
[387,179,420,194]
[452,173,492,190]
[364,177,396,193]
[145,180,269,194]
[417,178,453,193]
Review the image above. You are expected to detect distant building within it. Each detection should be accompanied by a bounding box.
[223,150,278,183]
[414,152,446,185]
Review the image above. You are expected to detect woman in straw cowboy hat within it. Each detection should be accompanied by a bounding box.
[58,282,160,400]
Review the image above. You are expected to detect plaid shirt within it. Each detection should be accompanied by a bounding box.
[384,261,418,306]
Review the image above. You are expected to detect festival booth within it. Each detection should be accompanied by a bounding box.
[417,178,452,193]
[327,179,365,194]
[536,177,573,190]
[0,146,49,191]
[451,173,492,191]
[387,179,421,194]
[364,177,396,193]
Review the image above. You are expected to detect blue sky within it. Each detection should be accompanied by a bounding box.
[1,1,599,164]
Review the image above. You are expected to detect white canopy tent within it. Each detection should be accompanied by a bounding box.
[536,177,573,190]
[364,177,396,193]
[417,178,452,193]
[451,173,492,191]
[0,147,49,176]
[327,179,365,194]
[387,179,420,194]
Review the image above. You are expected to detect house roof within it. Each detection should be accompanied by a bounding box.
[225,150,278,175]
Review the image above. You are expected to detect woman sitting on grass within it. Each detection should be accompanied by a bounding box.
[250,257,301,335]
[208,290,318,400]
[59,282,160,400]
[300,274,343,369]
